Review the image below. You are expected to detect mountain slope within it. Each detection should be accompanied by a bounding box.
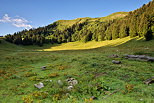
[5,0,154,46]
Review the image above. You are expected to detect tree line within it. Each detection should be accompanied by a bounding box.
[5,0,154,46]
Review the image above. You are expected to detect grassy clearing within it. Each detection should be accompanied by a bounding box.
[37,36,134,51]
[0,38,154,103]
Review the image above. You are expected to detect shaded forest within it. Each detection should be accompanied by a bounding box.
[5,0,154,46]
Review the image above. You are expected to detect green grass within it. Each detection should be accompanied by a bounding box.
[41,36,134,51]
[0,38,154,103]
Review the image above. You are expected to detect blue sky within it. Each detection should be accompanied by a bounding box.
[0,0,152,36]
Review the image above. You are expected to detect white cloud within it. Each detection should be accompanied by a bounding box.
[0,14,11,22]
[0,14,32,29]
[12,23,32,29]
[13,18,28,23]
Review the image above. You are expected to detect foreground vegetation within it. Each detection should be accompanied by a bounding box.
[0,37,154,103]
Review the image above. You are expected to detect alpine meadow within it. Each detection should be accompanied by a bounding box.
[0,0,154,103]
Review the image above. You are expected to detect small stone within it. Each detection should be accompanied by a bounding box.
[112,60,121,64]
[144,76,154,85]
[72,80,78,85]
[41,66,46,70]
[66,77,78,86]
[67,86,73,91]
[110,54,119,58]
[145,47,149,49]
[57,80,63,85]
[34,82,44,89]
[147,57,154,62]
[91,96,98,100]
[66,93,70,97]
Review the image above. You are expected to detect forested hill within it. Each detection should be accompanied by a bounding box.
[5,0,154,46]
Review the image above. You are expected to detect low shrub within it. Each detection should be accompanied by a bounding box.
[48,73,59,78]
[124,84,134,94]
[22,95,33,103]
[0,69,7,75]
[24,72,37,77]
[31,91,48,99]
[29,76,41,81]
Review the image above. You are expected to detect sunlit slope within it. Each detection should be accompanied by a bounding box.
[48,12,128,31]
[42,36,139,51]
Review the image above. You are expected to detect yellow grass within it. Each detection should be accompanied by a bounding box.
[41,36,140,51]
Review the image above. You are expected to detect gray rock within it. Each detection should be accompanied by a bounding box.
[57,80,63,86]
[147,57,154,62]
[124,55,154,62]
[66,93,70,97]
[34,82,44,89]
[66,77,78,86]
[112,60,121,64]
[110,54,119,58]
[91,96,98,100]
[67,86,73,91]
[144,77,154,85]
[41,66,46,70]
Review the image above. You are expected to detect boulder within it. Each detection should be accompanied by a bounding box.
[124,55,154,62]
[147,57,154,62]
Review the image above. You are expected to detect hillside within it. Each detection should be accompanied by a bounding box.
[49,12,128,32]
[4,0,154,46]
[4,1,154,46]
[55,11,128,27]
